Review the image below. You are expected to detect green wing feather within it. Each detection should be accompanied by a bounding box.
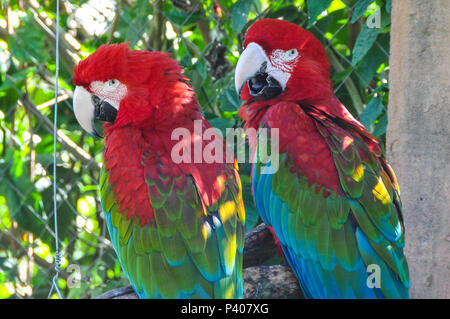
[253,103,409,298]
[100,158,245,299]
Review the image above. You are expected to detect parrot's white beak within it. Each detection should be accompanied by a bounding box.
[234,42,284,100]
[73,86,99,137]
[73,86,118,138]
[235,43,269,94]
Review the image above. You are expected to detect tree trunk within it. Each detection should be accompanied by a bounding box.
[387,0,450,298]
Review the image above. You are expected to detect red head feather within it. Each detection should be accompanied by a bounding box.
[237,19,382,193]
[73,43,199,130]
[244,19,330,69]
[238,19,359,130]
[240,19,334,106]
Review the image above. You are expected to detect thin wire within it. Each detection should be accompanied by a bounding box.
[48,0,63,299]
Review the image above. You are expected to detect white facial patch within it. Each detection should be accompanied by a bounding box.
[267,48,300,89]
[235,42,301,95]
[90,80,127,110]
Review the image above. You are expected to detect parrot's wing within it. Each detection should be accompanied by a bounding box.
[99,158,245,299]
[252,101,409,299]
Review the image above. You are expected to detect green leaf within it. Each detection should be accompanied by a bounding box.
[356,33,389,86]
[208,118,234,137]
[372,113,387,137]
[0,88,20,113]
[351,0,375,23]
[195,59,207,80]
[307,0,333,28]
[351,24,381,66]
[117,0,153,46]
[359,97,384,129]
[243,199,259,232]
[217,86,241,113]
[225,87,241,110]
[231,0,254,34]
[163,9,203,26]
[368,83,389,98]
[180,39,193,67]
[266,5,300,22]
[331,66,353,84]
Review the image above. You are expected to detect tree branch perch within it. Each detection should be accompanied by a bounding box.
[94,224,304,299]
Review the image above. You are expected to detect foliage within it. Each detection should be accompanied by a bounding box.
[0,0,391,298]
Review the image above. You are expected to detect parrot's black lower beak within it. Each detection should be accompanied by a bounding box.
[247,62,283,101]
[73,86,119,139]
[92,95,118,124]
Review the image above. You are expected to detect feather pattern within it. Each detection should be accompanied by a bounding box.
[100,120,245,299]
[251,101,409,299]
[73,43,244,299]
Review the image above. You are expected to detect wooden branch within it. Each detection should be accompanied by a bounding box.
[95,286,137,299]
[0,226,70,280]
[94,224,303,299]
[348,19,361,52]
[95,265,303,299]
[196,18,212,44]
[0,26,8,41]
[243,223,278,268]
[244,265,303,299]
[148,0,165,51]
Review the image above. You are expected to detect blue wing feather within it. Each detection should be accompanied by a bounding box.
[252,159,409,299]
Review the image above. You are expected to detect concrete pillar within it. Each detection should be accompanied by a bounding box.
[387,0,450,298]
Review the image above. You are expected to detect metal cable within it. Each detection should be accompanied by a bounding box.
[48,0,63,299]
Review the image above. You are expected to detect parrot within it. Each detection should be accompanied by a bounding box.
[72,43,245,299]
[234,19,409,299]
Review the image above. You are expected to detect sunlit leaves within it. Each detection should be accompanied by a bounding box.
[7,13,48,64]
[116,0,153,46]
[352,4,390,66]
[306,0,333,28]
[351,0,375,23]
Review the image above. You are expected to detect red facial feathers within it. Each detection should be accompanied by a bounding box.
[73,43,200,129]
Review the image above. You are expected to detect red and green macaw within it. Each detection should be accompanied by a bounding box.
[235,19,409,299]
[72,43,245,299]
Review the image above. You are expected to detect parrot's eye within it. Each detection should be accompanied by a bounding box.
[286,48,299,60]
[107,79,119,88]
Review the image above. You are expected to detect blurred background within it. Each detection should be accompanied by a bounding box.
[0,0,391,298]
